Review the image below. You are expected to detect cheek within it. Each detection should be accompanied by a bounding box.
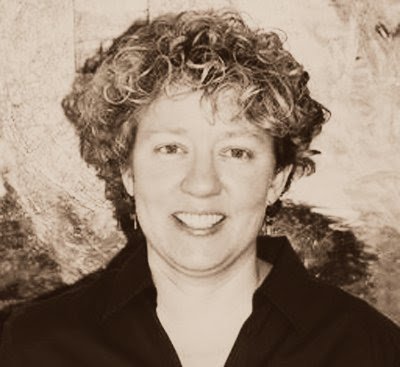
[234,181,269,214]
[132,155,184,208]
[221,164,274,207]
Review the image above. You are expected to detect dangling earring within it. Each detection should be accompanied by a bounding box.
[262,199,281,236]
[131,212,138,230]
[262,208,274,236]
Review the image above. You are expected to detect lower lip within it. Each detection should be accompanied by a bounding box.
[172,216,226,236]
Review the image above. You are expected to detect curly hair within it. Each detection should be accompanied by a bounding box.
[62,10,329,238]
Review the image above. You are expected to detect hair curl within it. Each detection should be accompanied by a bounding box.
[62,10,329,239]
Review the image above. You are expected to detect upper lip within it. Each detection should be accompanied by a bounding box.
[172,211,227,216]
[172,212,227,227]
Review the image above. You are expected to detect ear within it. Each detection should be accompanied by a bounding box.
[120,164,135,197]
[266,165,293,205]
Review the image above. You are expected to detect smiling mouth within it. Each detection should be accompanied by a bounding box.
[173,212,226,230]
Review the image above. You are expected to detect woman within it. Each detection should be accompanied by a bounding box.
[1,9,399,367]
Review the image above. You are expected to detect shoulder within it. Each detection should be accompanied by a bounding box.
[259,236,400,364]
[0,243,136,344]
[311,278,399,330]
[0,256,120,360]
[2,276,98,342]
[303,278,400,364]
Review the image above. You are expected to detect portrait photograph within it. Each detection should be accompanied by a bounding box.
[0,0,399,366]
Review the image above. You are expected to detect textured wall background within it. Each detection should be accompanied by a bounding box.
[1,0,399,323]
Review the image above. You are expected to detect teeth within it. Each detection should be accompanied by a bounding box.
[175,213,224,229]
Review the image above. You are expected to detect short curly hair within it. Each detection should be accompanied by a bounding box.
[62,10,329,238]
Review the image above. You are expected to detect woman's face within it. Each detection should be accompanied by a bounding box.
[122,90,290,277]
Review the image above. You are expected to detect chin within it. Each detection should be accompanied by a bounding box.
[172,260,230,277]
[166,247,239,277]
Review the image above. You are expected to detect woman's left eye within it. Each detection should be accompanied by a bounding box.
[222,148,254,161]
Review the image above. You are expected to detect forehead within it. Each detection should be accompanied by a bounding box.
[137,89,270,138]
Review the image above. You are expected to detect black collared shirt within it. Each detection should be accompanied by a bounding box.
[1,236,399,366]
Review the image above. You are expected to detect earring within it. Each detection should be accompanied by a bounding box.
[131,212,138,230]
[262,208,274,236]
[262,199,281,236]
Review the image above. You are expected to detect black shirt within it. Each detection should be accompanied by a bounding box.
[0,236,399,366]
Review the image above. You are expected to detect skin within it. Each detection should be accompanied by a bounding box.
[122,89,291,278]
[121,89,292,366]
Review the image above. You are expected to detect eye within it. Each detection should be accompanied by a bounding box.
[222,148,254,161]
[155,144,186,155]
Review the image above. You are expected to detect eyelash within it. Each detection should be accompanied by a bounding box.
[155,145,254,161]
[223,148,254,161]
[155,144,186,155]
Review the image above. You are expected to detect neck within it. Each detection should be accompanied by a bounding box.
[147,245,271,320]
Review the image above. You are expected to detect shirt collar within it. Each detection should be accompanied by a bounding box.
[100,234,320,334]
[100,236,154,321]
[255,235,315,335]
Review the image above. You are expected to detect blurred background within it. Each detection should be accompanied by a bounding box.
[1,0,399,323]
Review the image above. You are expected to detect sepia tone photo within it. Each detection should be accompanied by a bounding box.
[1,0,400,365]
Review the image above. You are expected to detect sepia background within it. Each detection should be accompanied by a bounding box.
[1,0,399,323]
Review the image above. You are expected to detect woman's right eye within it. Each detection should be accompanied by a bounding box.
[155,144,185,155]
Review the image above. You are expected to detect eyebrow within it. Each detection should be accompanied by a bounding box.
[141,127,268,142]
[141,127,188,137]
[222,129,268,143]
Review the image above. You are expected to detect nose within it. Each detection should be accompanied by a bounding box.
[180,153,222,198]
